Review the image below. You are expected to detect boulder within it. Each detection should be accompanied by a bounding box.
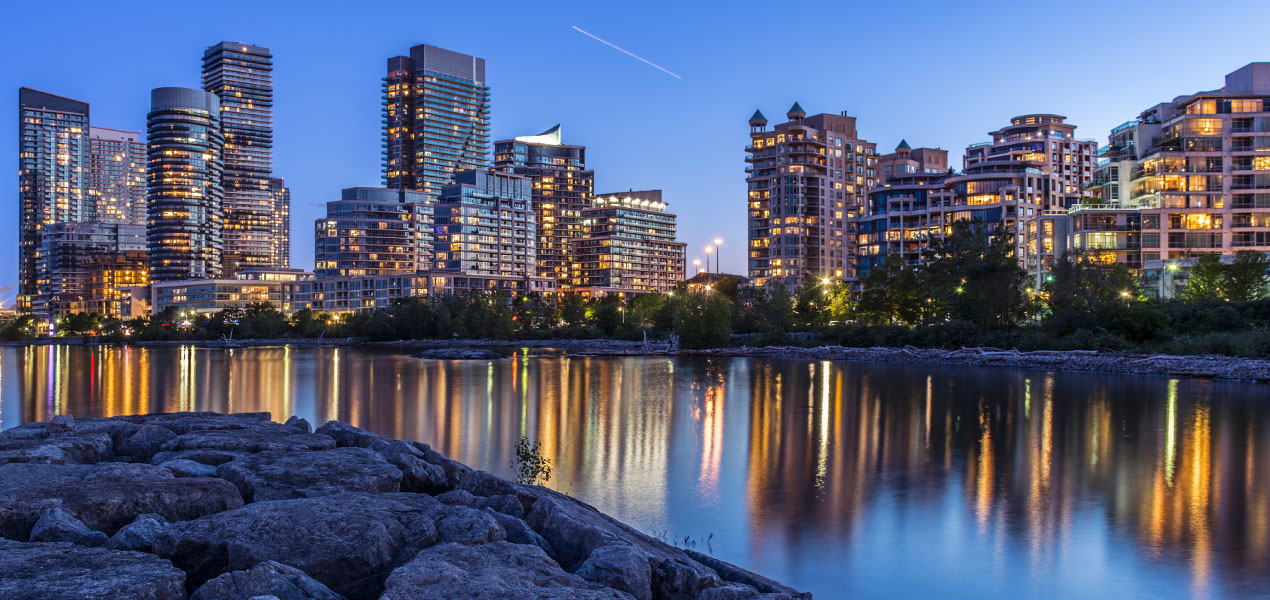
[151,448,249,466]
[683,550,808,599]
[0,538,186,600]
[695,584,808,600]
[431,503,506,545]
[217,448,403,502]
[0,432,114,464]
[484,507,554,554]
[118,424,177,462]
[575,545,653,600]
[381,440,448,493]
[29,506,108,547]
[0,461,242,539]
[160,430,336,454]
[191,560,344,600]
[153,492,443,600]
[107,513,169,552]
[48,414,77,434]
[284,415,313,433]
[314,421,392,451]
[379,541,633,600]
[162,458,219,478]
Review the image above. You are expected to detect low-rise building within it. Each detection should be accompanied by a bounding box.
[150,268,313,314]
[33,223,148,319]
[570,191,686,296]
[314,187,433,278]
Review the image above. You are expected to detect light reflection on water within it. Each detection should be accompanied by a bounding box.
[1,344,1268,600]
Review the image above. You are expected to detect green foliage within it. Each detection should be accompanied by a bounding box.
[1223,251,1270,302]
[857,254,925,326]
[922,220,1034,328]
[1180,254,1225,301]
[512,435,552,486]
[1045,252,1141,334]
[672,292,733,349]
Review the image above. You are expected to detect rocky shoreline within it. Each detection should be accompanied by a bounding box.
[0,412,809,600]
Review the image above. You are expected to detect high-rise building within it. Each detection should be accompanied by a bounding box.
[434,170,534,277]
[1077,63,1270,276]
[855,141,953,279]
[87,127,147,226]
[313,187,433,278]
[33,223,148,319]
[269,177,291,268]
[18,88,91,309]
[383,44,490,197]
[146,87,225,282]
[203,42,276,275]
[746,104,877,287]
[571,190,686,295]
[494,125,594,286]
[946,114,1097,287]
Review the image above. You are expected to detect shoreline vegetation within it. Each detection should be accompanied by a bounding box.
[6,223,1270,381]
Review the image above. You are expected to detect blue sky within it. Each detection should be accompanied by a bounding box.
[3,0,1270,289]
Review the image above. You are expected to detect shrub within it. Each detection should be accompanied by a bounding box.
[512,435,552,486]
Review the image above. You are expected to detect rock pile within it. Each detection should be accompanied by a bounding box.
[0,412,809,600]
[412,348,506,360]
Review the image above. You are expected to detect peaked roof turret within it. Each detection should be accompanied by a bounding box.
[787,102,806,119]
[748,109,767,125]
[897,139,912,150]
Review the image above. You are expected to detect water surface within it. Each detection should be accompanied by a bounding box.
[1,345,1267,599]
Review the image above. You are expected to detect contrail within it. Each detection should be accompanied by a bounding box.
[572,26,682,79]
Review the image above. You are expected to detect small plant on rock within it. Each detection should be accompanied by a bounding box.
[512,434,552,486]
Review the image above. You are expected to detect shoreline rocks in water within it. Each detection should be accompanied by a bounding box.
[412,348,506,360]
[0,412,810,600]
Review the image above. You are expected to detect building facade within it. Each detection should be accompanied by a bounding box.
[18,88,91,309]
[944,114,1097,287]
[87,127,147,226]
[855,141,953,279]
[33,223,148,319]
[203,42,276,275]
[314,187,433,278]
[269,177,291,268]
[146,87,225,282]
[151,268,312,314]
[1075,63,1270,270]
[383,44,491,198]
[571,191,686,295]
[434,170,536,277]
[493,124,594,285]
[746,104,877,286]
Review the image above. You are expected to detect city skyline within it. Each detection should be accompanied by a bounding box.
[4,0,1270,293]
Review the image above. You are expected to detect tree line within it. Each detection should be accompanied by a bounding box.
[5,220,1270,356]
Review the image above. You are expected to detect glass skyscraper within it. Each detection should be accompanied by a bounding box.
[87,127,147,226]
[146,87,225,282]
[203,41,276,275]
[383,44,490,198]
[18,88,91,308]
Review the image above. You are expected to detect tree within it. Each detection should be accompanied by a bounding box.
[1045,252,1139,330]
[672,292,733,349]
[1180,254,1224,301]
[921,220,1033,328]
[857,254,925,325]
[560,294,589,328]
[1222,251,1270,302]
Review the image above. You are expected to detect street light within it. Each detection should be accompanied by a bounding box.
[713,238,723,274]
[693,259,702,274]
[704,246,714,274]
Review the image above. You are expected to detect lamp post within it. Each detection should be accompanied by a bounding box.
[693,259,702,275]
[713,238,723,274]
[704,246,713,274]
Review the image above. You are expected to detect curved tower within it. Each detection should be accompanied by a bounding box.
[146,87,225,282]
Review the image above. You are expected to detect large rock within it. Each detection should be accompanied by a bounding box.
[575,545,653,600]
[0,461,242,539]
[191,560,344,600]
[160,429,336,454]
[314,422,451,494]
[0,538,186,600]
[153,492,444,600]
[150,447,249,466]
[0,432,114,464]
[108,513,170,552]
[683,550,808,599]
[118,424,177,462]
[380,541,633,600]
[218,448,403,502]
[161,458,219,478]
[29,506,108,546]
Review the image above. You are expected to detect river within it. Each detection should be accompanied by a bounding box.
[1,344,1267,599]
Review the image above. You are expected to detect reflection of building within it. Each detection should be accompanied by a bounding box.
[571,191,686,295]
[146,87,225,282]
[87,127,147,226]
[204,42,277,275]
[33,223,148,318]
[855,142,953,279]
[314,187,433,278]
[383,44,490,198]
[494,125,594,285]
[746,104,877,286]
[151,267,312,314]
[18,88,91,310]
[1073,63,1270,270]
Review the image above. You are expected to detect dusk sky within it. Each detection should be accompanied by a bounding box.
[4,0,1270,292]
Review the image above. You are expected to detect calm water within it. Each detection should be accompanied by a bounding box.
[1,345,1268,600]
